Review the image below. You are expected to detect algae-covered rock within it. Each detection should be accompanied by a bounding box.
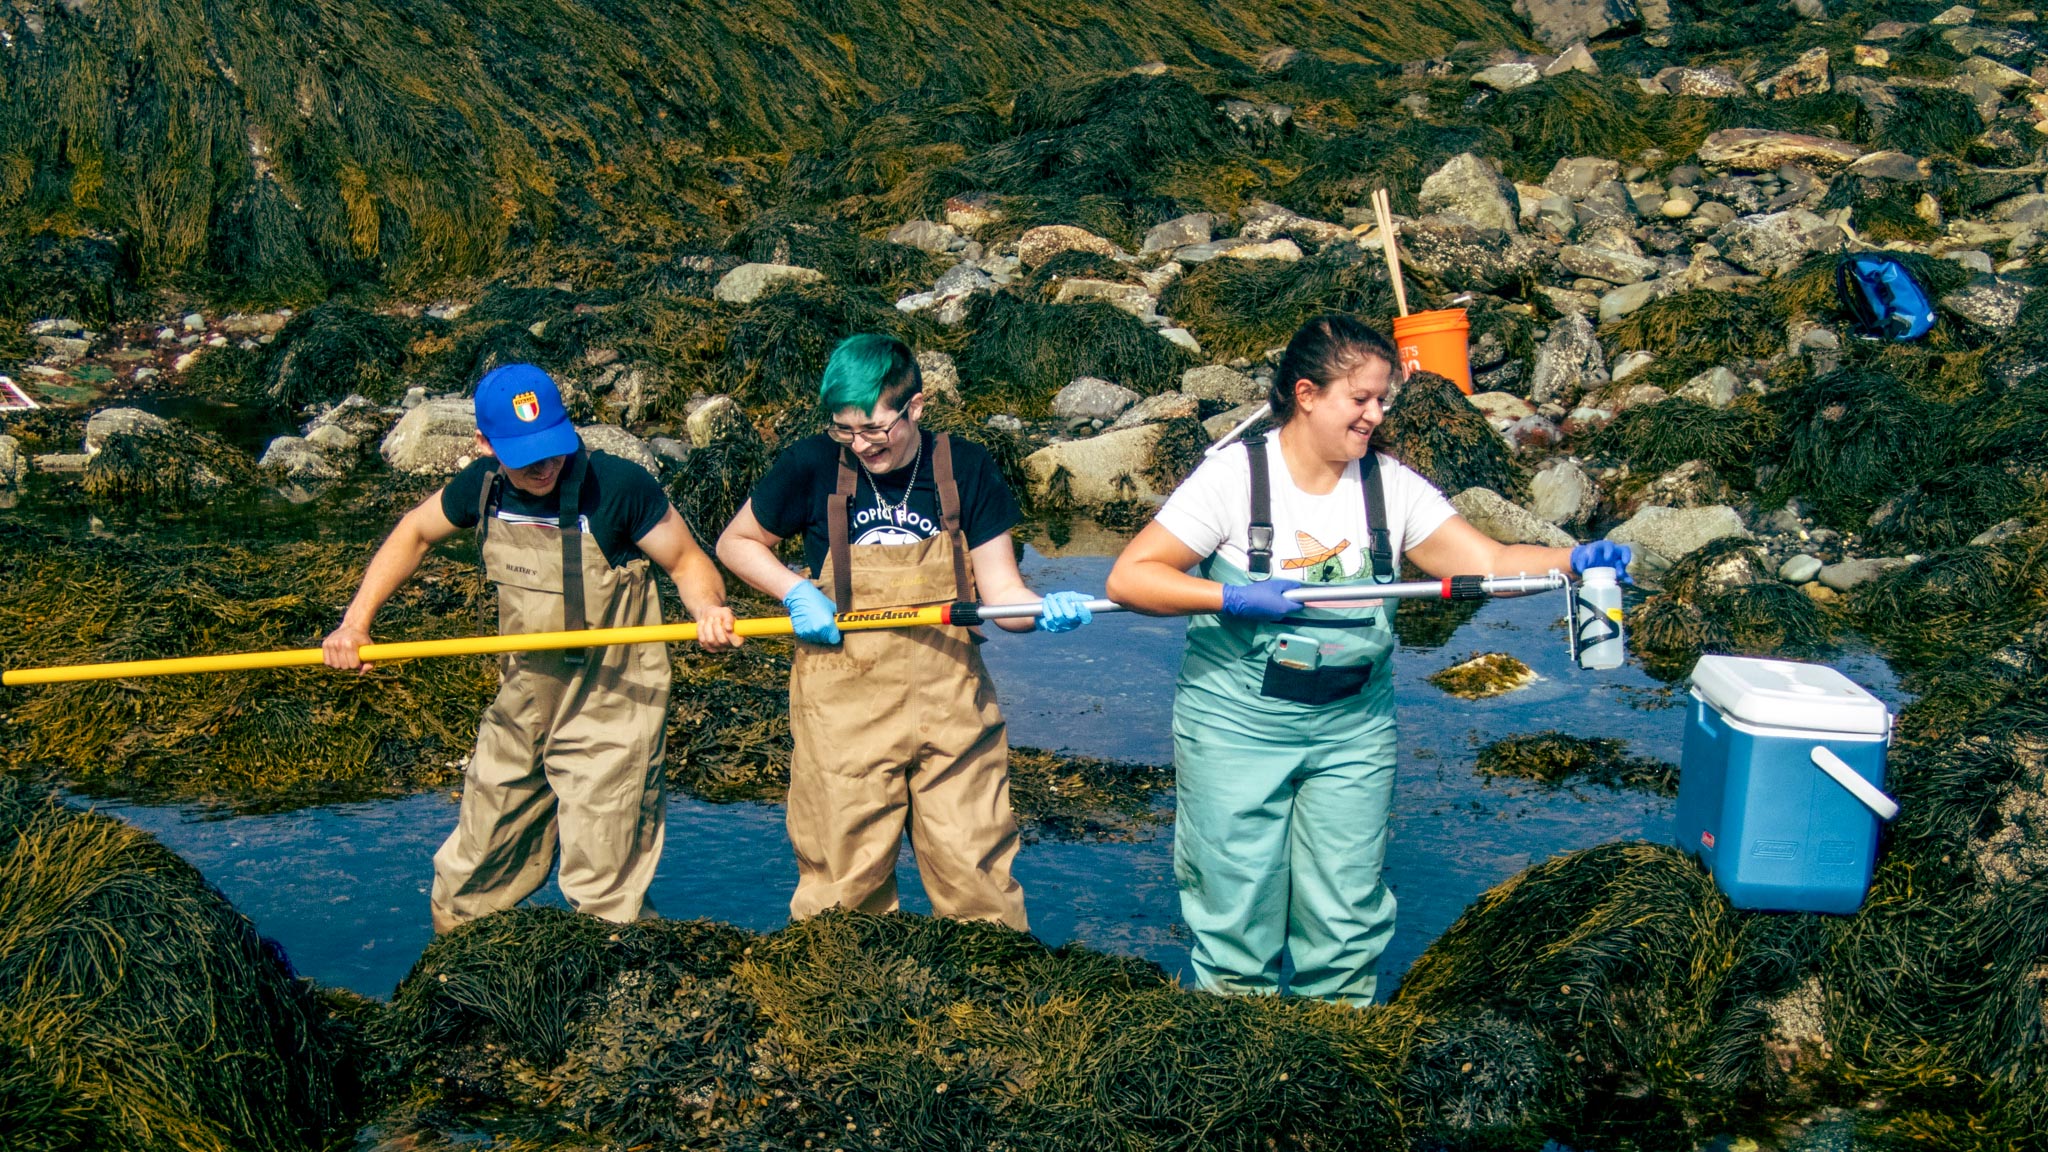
[380,398,478,475]
[713,263,827,305]
[1478,731,1678,793]
[258,435,347,481]
[1530,310,1605,406]
[1607,504,1751,572]
[576,424,661,478]
[1697,129,1864,171]
[1380,370,1526,497]
[1022,424,1166,508]
[1429,651,1539,698]
[1420,152,1520,234]
[1454,487,1577,547]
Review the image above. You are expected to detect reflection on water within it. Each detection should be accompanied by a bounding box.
[96,549,1906,1000]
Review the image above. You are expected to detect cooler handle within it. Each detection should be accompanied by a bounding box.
[1810,746,1900,822]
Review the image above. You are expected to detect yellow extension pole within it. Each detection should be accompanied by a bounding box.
[0,604,955,688]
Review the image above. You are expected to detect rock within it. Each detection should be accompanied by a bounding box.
[1016,224,1120,267]
[1452,487,1577,547]
[1941,278,2031,330]
[1676,365,1742,407]
[1756,47,1831,99]
[34,334,90,361]
[1609,382,1671,411]
[916,351,961,404]
[1949,250,1995,275]
[1970,518,2027,546]
[220,313,289,337]
[1135,262,1184,295]
[1607,505,1752,573]
[380,398,479,475]
[1052,377,1141,423]
[1181,364,1262,405]
[34,453,92,474]
[1503,413,1565,450]
[886,220,959,254]
[1780,554,1825,583]
[1530,311,1605,406]
[1930,4,1975,23]
[713,263,826,304]
[303,423,360,455]
[1051,278,1159,319]
[1474,62,1543,91]
[1159,328,1203,354]
[1258,46,1302,72]
[1220,99,1294,132]
[1718,209,1840,277]
[1110,391,1201,430]
[1640,460,1730,509]
[1545,42,1599,75]
[1217,238,1303,262]
[1022,424,1168,506]
[84,407,171,455]
[1854,44,1890,66]
[1142,213,1215,254]
[1420,153,1520,234]
[575,425,662,478]
[1599,278,1673,321]
[1514,0,1640,50]
[1530,458,1597,525]
[258,436,346,481]
[1655,66,1746,97]
[1791,0,1825,18]
[649,437,691,469]
[1698,129,1864,172]
[943,192,1005,234]
[1469,391,1536,428]
[181,312,206,331]
[1818,557,1910,591]
[1605,350,1654,381]
[425,301,470,322]
[1992,193,2048,226]
[1943,24,2038,61]
[1203,401,1266,440]
[1562,243,1659,284]
[1963,54,2033,92]
[686,395,751,445]
[1846,150,1925,182]
[1545,157,1622,199]
[0,435,24,487]
[1400,218,1554,293]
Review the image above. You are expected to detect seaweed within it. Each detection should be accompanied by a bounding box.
[1768,365,1952,530]
[1378,368,1527,499]
[1592,398,1781,484]
[80,425,256,509]
[1598,291,1787,390]
[0,780,347,1152]
[1160,250,1397,363]
[250,303,414,411]
[955,293,1195,413]
[1478,731,1679,795]
[1428,652,1538,699]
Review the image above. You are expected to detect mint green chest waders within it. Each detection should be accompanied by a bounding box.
[1173,437,1401,1005]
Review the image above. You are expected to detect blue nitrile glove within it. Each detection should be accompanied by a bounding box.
[1219,577,1302,622]
[1035,590,1095,633]
[1571,540,1635,584]
[782,582,842,644]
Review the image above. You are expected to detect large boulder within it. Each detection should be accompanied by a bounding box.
[1452,487,1576,547]
[1401,218,1553,293]
[1544,157,1622,200]
[576,424,662,478]
[713,263,826,305]
[258,435,347,481]
[917,350,962,404]
[1717,210,1841,277]
[1529,458,1597,526]
[1696,129,1864,172]
[1529,311,1606,406]
[1110,391,1200,430]
[1050,278,1158,319]
[1052,377,1141,423]
[886,219,958,254]
[1514,0,1639,49]
[1023,425,1168,506]
[1016,224,1120,267]
[1181,364,1261,406]
[1419,153,1520,234]
[1606,504,1752,575]
[380,397,479,475]
[1142,213,1215,254]
[84,407,171,455]
[1560,243,1658,285]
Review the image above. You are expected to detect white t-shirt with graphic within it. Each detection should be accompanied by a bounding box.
[1154,440,1457,590]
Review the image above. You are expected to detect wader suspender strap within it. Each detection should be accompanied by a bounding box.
[1360,451,1395,583]
[930,433,972,602]
[1242,433,1274,580]
[475,466,501,634]
[557,450,591,665]
[827,450,858,612]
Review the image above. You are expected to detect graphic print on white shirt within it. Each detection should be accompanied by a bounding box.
[1153,439,1457,595]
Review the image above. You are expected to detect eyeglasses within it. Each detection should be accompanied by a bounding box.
[825,409,908,445]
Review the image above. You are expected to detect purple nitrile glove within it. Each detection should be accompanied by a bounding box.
[782,581,842,644]
[1571,540,1635,584]
[1219,577,1302,622]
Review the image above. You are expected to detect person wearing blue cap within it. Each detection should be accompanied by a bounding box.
[322,363,739,933]
[717,334,1094,931]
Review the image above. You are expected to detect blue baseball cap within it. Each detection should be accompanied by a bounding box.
[474,364,581,468]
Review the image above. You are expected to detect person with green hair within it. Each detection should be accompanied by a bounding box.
[719,334,1093,930]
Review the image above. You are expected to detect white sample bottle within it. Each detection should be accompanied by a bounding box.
[1574,566,1626,670]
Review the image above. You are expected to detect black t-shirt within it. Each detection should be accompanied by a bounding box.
[749,429,1020,575]
[441,451,671,568]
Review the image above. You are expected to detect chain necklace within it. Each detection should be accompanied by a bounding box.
[862,431,922,526]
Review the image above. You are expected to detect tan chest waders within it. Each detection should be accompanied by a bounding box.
[784,433,1028,930]
[428,451,672,933]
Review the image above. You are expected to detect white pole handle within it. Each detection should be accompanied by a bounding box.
[1810,746,1899,822]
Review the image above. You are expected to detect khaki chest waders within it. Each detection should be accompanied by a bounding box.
[785,433,1028,930]
[428,451,672,934]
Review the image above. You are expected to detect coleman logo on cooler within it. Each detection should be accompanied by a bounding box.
[511,391,541,422]
[1701,831,1716,849]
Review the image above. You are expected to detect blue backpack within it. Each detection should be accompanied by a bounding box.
[1835,254,1937,341]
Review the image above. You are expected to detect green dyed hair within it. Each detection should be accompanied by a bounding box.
[820,333,922,415]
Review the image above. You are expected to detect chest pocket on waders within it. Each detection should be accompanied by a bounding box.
[1240,433,1397,707]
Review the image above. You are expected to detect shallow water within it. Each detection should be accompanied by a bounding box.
[96,548,1906,1000]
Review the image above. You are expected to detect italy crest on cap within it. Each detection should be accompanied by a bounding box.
[511,391,541,422]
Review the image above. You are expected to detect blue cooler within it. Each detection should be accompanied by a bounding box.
[1674,655,1898,913]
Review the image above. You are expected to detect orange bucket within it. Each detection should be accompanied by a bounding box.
[1393,308,1473,395]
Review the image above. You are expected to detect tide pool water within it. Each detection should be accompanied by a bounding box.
[94,549,1904,999]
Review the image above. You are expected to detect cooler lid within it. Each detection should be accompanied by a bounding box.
[1688,655,1891,736]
